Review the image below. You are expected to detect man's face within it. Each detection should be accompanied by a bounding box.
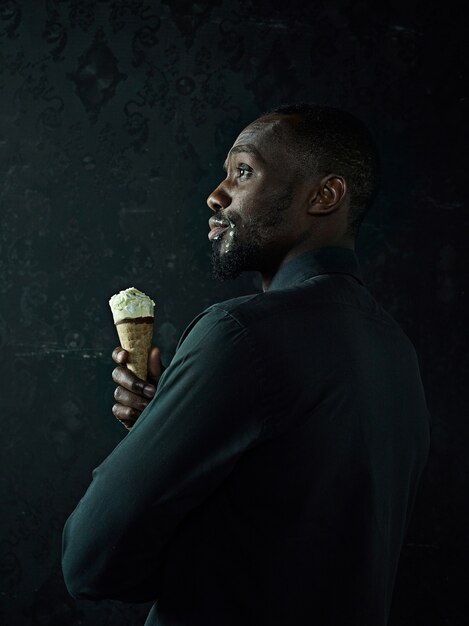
[207,114,312,282]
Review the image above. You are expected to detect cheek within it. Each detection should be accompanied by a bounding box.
[231,176,295,230]
[230,191,257,224]
[236,182,281,215]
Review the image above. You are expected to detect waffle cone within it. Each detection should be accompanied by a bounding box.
[116,320,154,381]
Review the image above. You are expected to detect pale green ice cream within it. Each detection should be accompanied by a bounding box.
[109,287,155,324]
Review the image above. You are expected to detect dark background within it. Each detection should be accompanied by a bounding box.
[1,1,468,624]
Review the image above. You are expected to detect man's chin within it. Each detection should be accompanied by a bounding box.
[210,246,251,282]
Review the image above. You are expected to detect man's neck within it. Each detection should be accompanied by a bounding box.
[261,237,355,292]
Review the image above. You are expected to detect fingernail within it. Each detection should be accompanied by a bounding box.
[143,384,156,398]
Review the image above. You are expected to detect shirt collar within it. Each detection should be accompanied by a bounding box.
[266,246,365,292]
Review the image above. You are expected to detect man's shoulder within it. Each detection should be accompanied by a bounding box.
[182,292,266,334]
[193,276,371,330]
[210,292,264,317]
[206,277,411,346]
[175,290,282,352]
[208,289,293,327]
[207,275,371,323]
[179,273,405,344]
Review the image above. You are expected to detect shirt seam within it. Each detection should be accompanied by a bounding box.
[214,291,398,330]
[269,269,365,291]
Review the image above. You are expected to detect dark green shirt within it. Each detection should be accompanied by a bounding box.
[62,246,431,625]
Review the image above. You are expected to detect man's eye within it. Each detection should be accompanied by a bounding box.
[237,166,252,179]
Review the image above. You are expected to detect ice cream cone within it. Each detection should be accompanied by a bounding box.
[116,319,154,381]
[109,287,156,383]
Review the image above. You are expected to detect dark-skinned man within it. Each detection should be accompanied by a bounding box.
[62,103,431,626]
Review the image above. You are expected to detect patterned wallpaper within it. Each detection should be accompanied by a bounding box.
[1,1,467,624]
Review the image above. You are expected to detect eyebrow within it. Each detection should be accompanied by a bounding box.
[222,144,264,171]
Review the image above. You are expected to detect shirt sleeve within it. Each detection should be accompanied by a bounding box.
[61,305,267,603]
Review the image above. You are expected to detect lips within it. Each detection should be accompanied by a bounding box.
[208,216,231,241]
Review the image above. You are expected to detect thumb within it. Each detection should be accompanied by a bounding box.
[148,345,165,382]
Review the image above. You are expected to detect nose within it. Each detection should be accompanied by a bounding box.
[207,181,231,212]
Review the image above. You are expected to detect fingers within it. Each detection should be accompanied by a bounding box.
[112,402,139,423]
[110,345,159,430]
[112,403,139,430]
[113,385,150,412]
[148,345,165,383]
[112,386,149,430]
[112,365,156,398]
[112,346,128,364]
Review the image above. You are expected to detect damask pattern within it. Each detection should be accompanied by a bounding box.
[0,1,467,624]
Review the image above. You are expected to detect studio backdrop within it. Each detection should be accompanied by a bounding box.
[1,1,467,625]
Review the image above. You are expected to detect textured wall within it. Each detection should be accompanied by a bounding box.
[1,1,467,624]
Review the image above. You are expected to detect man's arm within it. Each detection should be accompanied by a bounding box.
[62,306,266,603]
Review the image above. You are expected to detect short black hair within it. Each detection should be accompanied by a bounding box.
[262,103,380,238]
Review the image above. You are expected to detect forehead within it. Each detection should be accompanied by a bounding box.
[226,115,295,164]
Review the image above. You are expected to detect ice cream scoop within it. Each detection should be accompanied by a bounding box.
[109,287,156,381]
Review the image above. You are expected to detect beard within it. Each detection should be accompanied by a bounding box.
[210,228,263,282]
[210,187,294,282]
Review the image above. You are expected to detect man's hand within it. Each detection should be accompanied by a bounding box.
[111,346,165,430]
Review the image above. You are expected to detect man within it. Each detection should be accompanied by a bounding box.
[62,103,431,625]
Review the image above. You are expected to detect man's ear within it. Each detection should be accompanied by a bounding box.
[307,175,347,216]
